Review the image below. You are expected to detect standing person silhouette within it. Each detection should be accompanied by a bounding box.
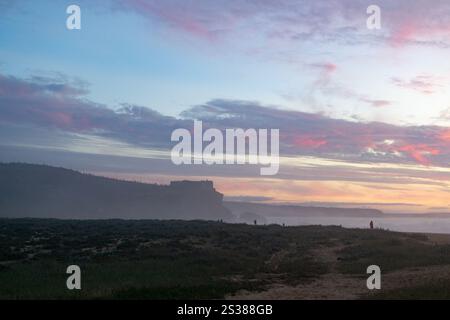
[370,220,374,229]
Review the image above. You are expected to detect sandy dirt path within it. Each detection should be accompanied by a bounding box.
[228,233,450,300]
[228,241,367,300]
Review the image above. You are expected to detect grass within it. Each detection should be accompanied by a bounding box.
[1,219,450,299]
[337,233,450,274]
[0,219,331,299]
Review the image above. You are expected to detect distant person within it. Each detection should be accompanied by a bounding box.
[370,220,374,229]
[254,220,257,225]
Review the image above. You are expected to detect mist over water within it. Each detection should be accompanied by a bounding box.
[266,216,450,234]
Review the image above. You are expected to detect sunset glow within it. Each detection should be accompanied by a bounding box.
[1,0,450,213]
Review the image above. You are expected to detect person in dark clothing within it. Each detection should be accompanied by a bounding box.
[370,220,374,229]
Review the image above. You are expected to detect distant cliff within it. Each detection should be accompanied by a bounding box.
[0,163,233,220]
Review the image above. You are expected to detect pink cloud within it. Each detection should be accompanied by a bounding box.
[115,0,450,50]
[389,22,418,47]
[3,72,450,168]
[360,98,392,108]
[388,15,450,48]
[392,75,443,94]
[397,144,440,166]
[293,135,327,148]
[310,62,337,74]
[117,0,236,42]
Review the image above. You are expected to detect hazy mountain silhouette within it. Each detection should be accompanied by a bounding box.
[225,201,384,218]
[0,163,233,220]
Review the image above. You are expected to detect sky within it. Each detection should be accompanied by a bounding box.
[1,0,450,213]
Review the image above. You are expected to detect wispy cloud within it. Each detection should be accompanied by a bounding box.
[0,73,185,148]
[1,72,450,167]
[114,0,450,49]
[391,75,444,94]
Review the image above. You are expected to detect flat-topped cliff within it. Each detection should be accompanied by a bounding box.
[0,163,233,220]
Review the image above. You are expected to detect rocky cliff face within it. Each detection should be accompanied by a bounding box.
[156,180,232,220]
[0,163,233,220]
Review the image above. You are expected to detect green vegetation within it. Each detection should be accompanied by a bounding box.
[0,219,329,299]
[1,219,450,299]
[337,234,450,274]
